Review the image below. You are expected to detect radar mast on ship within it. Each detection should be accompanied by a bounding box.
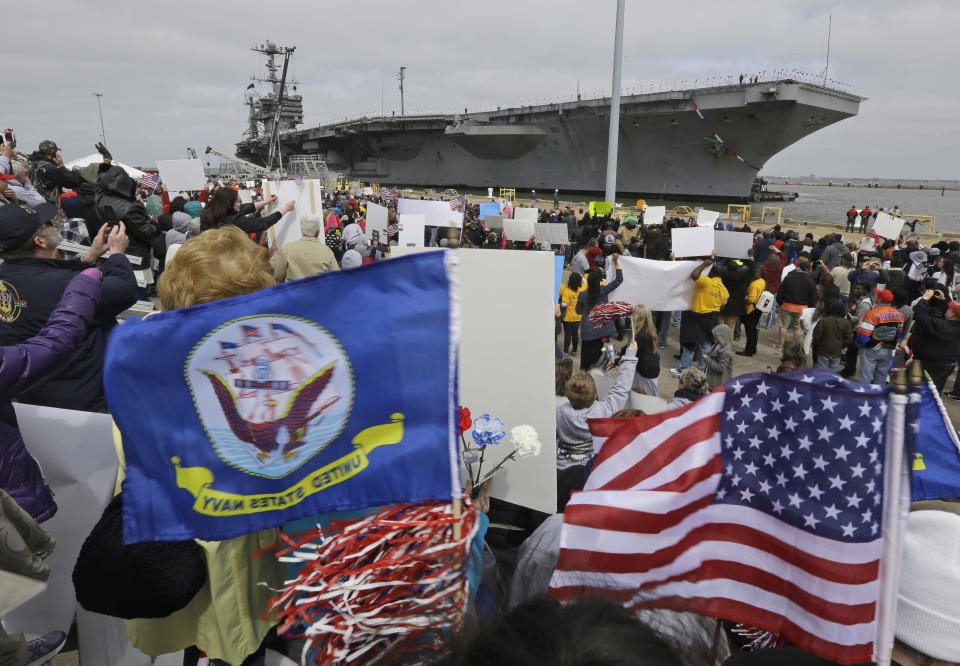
[244,41,303,140]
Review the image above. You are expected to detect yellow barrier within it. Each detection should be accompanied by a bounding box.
[668,206,694,219]
[499,187,516,202]
[727,204,752,222]
[902,215,936,234]
[761,206,782,226]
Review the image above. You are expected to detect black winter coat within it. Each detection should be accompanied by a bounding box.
[95,166,163,269]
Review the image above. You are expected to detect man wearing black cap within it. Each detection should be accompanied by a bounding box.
[0,202,137,412]
[26,139,81,218]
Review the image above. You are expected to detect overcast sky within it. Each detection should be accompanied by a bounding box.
[8,0,958,180]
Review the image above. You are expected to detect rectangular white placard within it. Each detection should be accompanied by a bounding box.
[534,223,569,245]
[714,230,754,259]
[390,247,556,513]
[155,159,207,191]
[606,257,704,311]
[397,198,464,228]
[262,179,324,249]
[4,405,118,635]
[238,189,254,205]
[872,212,905,240]
[503,218,536,241]
[365,202,389,242]
[672,226,715,257]
[397,214,426,247]
[644,205,666,226]
[484,214,504,230]
[696,209,720,228]
[513,207,539,221]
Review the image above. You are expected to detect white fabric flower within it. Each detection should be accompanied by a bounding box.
[510,425,542,459]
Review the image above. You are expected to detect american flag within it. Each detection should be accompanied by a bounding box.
[550,371,896,665]
[294,175,304,186]
[139,173,159,191]
[273,176,281,189]
[381,187,399,204]
[449,195,467,213]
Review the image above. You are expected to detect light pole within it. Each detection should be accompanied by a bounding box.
[93,92,107,148]
[603,0,626,204]
[398,66,406,115]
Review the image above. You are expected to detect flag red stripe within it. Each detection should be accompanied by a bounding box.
[599,414,721,490]
[630,561,876,624]
[651,454,723,492]
[564,494,713,534]
[638,597,873,665]
[554,523,879,583]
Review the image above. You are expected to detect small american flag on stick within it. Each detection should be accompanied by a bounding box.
[449,195,467,213]
[139,173,159,191]
[294,175,304,186]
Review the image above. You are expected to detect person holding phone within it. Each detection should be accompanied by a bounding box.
[911,287,960,392]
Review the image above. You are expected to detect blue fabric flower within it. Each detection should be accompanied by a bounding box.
[471,414,506,447]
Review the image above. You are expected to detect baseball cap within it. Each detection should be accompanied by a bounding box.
[0,202,57,250]
[948,301,960,319]
[38,139,60,154]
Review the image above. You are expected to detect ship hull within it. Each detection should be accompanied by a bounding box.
[237,80,863,202]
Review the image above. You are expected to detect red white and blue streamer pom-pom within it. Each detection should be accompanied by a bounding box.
[265,500,480,665]
[588,301,634,328]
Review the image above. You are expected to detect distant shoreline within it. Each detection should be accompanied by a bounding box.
[764,182,958,192]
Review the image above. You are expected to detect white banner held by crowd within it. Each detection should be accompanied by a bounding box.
[396,198,463,229]
[155,159,207,192]
[365,202,389,241]
[607,257,704,312]
[672,226,714,257]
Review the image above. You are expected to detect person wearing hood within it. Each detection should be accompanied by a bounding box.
[341,248,363,269]
[616,217,639,249]
[94,164,165,274]
[703,323,733,389]
[165,211,191,250]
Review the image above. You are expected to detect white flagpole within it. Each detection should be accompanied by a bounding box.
[873,365,915,665]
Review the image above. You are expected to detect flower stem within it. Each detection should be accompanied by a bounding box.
[479,450,518,483]
[474,446,487,487]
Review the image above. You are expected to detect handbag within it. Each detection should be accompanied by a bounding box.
[72,493,206,619]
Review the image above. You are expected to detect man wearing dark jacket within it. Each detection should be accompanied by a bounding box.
[911,289,960,392]
[0,202,138,412]
[27,140,83,228]
[94,164,164,275]
[820,234,852,270]
[776,260,818,350]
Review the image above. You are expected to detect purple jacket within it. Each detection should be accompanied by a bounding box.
[0,271,101,521]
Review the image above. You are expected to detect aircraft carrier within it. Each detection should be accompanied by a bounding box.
[236,43,864,203]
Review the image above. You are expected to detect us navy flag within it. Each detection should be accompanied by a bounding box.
[105,252,460,543]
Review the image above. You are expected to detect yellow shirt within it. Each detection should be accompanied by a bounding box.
[745,277,766,314]
[692,275,729,314]
[560,284,588,322]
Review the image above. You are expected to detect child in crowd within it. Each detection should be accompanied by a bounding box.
[812,300,853,372]
[703,324,733,389]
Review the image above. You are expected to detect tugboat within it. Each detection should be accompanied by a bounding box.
[749,177,799,202]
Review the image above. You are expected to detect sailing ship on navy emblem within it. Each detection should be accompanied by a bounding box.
[186,315,354,478]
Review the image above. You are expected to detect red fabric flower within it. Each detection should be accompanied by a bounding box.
[458,407,472,436]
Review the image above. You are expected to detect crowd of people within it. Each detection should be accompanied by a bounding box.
[0,137,958,666]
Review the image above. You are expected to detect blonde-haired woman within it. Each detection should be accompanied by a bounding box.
[631,305,661,397]
[123,226,283,666]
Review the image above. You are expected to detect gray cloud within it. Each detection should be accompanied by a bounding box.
[8,0,957,180]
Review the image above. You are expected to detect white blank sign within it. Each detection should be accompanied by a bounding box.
[513,207,539,221]
[156,159,207,191]
[262,179,323,249]
[484,214,504,230]
[504,218,535,241]
[714,231,754,259]
[398,214,426,246]
[390,248,557,514]
[397,198,464,229]
[672,226,714,257]
[872,212,904,240]
[644,205,665,226]
[365,202,389,240]
[696,209,720,228]
[534,223,569,245]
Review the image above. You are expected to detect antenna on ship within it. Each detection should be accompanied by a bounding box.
[822,13,832,86]
[603,0,626,204]
[398,66,406,115]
